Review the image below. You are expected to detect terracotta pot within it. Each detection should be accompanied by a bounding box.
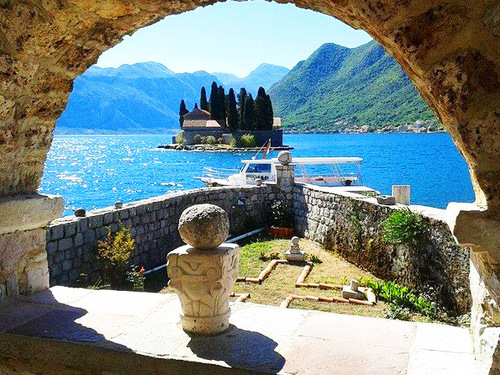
[268,227,294,238]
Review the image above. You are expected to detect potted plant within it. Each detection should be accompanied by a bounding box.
[267,200,294,238]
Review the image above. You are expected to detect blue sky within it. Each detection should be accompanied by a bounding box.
[96,0,372,77]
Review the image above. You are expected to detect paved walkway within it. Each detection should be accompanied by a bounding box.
[0,286,475,374]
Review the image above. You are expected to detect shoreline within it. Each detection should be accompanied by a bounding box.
[53,130,447,136]
[157,144,294,152]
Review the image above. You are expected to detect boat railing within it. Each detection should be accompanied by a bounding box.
[202,167,241,180]
[294,163,362,186]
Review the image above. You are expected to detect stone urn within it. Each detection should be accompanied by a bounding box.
[167,204,240,335]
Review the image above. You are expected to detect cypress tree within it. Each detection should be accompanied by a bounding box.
[265,94,274,130]
[237,88,247,129]
[200,87,208,111]
[227,88,238,132]
[179,99,189,128]
[254,87,267,130]
[243,94,255,130]
[218,85,226,126]
[209,81,218,120]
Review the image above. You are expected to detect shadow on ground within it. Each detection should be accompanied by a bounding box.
[188,324,285,374]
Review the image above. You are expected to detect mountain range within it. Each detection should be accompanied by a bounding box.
[56,41,437,134]
[213,63,290,95]
[56,63,288,134]
[269,41,436,131]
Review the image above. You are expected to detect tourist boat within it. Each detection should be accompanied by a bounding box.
[198,156,371,190]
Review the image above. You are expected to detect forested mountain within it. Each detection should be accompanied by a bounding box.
[269,41,437,132]
[56,42,437,134]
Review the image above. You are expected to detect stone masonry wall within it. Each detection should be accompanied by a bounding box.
[293,184,471,314]
[46,185,277,286]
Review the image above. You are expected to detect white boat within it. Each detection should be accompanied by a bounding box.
[198,156,369,189]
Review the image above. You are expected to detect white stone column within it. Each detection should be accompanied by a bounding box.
[392,185,410,205]
[0,194,64,300]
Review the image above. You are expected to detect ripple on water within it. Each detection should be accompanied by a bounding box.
[40,134,474,216]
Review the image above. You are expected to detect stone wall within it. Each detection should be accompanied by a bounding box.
[0,194,63,301]
[46,185,277,286]
[293,184,471,314]
[233,130,284,147]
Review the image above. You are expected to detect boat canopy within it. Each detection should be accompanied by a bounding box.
[241,157,363,165]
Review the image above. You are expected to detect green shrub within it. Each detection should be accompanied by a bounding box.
[384,305,411,321]
[205,135,216,145]
[356,276,373,287]
[193,134,202,144]
[238,134,256,147]
[381,208,426,245]
[229,136,238,148]
[97,225,134,289]
[175,132,184,144]
[368,280,435,317]
[269,200,294,228]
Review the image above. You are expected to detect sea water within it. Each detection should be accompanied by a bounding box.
[39,133,475,217]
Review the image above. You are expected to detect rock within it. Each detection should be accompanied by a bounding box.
[75,208,86,217]
[376,195,396,205]
[277,151,292,165]
[342,285,365,300]
[178,204,229,249]
[115,201,123,209]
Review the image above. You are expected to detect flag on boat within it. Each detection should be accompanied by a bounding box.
[262,139,271,159]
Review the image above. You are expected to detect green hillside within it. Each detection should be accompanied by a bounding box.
[269,41,438,132]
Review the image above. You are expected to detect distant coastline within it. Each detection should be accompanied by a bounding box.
[54,127,446,136]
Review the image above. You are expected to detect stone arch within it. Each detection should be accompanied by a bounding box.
[1,0,500,370]
[1,1,499,209]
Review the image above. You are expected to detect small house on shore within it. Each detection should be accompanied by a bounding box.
[176,108,284,147]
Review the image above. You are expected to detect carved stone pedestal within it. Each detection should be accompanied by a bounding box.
[167,243,240,335]
[167,204,239,335]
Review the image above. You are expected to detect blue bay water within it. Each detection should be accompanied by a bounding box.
[39,133,475,217]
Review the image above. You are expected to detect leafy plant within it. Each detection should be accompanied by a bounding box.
[381,208,426,245]
[238,134,256,147]
[369,280,435,317]
[269,200,294,228]
[175,132,184,145]
[308,254,323,264]
[340,275,349,285]
[229,136,238,148]
[384,305,411,321]
[97,225,135,289]
[356,276,373,287]
[193,134,202,144]
[205,135,216,145]
[127,266,145,291]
